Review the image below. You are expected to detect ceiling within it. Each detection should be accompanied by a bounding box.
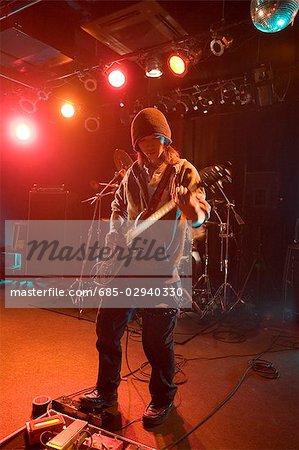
[0,1,297,106]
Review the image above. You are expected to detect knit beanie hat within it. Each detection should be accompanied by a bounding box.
[131,107,172,151]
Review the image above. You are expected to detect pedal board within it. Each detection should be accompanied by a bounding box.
[52,388,120,429]
[0,407,155,450]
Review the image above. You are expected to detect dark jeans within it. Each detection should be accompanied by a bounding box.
[96,307,178,407]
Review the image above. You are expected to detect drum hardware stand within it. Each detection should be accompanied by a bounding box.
[193,227,214,317]
[72,150,133,316]
[70,171,121,316]
[210,182,245,312]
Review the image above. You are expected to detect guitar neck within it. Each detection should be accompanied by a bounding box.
[126,198,177,244]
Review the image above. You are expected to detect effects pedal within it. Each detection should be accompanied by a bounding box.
[46,419,88,450]
[82,432,124,450]
[26,414,65,446]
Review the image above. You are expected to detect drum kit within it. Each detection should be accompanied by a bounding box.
[191,186,245,317]
[82,149,245,316]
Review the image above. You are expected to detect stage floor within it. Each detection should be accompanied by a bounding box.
[0,287,298,450]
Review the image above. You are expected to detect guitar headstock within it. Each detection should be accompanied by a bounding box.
[199,163,232,190]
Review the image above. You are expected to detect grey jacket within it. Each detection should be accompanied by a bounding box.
[109,158,210,276]
[111,158,208,221]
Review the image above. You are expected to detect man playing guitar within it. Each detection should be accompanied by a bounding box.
[81,107,211,427]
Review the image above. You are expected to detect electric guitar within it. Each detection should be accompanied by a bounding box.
[92,163,232,286]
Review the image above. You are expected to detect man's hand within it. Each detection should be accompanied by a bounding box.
[105,230,126,253]
[173,186,211,225]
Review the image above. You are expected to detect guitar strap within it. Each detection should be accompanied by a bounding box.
[134,165,150,207]
[145,164,174,216]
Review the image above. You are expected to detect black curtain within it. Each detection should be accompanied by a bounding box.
[178,100,298,301]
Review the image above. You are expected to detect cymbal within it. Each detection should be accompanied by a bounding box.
[114,149,134,172]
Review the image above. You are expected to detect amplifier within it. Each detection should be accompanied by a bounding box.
[28,186,69,220]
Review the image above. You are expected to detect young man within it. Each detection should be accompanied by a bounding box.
[81,108,210,427]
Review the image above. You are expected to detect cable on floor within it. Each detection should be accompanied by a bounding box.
[160,335,281,450]
[123,327,189,384]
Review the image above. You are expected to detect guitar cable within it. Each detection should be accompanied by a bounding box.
[160,335,281,450]
[119,329,297,439]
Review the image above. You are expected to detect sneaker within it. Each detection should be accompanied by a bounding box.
[142,401,174,427]
[79,389,118,410]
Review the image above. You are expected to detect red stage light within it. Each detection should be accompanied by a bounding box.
[15,123,32,141]
[60,102,75,118]
[107,68,126,88]
[168,54,188,77]
[10,119,35,143]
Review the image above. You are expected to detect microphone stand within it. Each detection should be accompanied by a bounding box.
[211,182,245,312]
[70,171,122,316]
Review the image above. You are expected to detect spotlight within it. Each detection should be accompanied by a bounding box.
[251,0,299,33]
[154,101,168,115]
[172,92,193,116]
[153,96,173,115]
[194,88,215,114]
[167,41,202,77]
[220,81,238,105]
[167,54,188,77]
[84,117,100,132]
[84,77,97,92]
[61,102,75,118]
[15,123,32,141]
[145,57,163,78]
[78,73,98,92]
[200,89,215,108]
[107,65,126,88]
[210,35,233,56]
[10,119,36,143]
[172,100,189,116]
